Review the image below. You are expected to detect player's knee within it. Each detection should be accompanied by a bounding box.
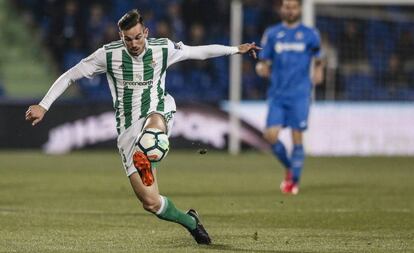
[144,113,167,132]
[141,196,161,213]
[292,130,303,145]
[263,130,279,144]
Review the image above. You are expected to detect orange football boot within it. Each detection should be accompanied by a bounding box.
[133,151,154,186]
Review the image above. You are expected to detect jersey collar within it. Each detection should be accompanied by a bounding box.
[282,21,302,30]
[124,39,149,60]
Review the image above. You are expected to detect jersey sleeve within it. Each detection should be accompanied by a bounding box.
[74,47,107,78]
[259,28,274,61]
[309,28,322,58]
[39,48,107,110]
[166,39,188,67]
[166,39,238,67]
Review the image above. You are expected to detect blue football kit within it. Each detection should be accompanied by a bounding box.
[259,22,322,187]
[259,23,322,131]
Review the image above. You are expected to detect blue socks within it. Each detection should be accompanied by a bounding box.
[271,141,291,169]
[291,144,305,183]
[272,142,305,184]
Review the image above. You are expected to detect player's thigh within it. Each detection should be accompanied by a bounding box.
[286,96,310,131]
[265,99,285,143]
[143,97,176,136]
[143,111,175,136]
[117,118,146,176]
[117,110,175,177]
[266,99,286,128]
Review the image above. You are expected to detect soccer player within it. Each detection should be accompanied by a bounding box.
[255,0,324,195]
[25,9,260,244]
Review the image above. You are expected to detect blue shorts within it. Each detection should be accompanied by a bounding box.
[266,96,311,131]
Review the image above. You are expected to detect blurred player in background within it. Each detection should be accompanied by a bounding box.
[256,0,324,195]
[25,9,260,244]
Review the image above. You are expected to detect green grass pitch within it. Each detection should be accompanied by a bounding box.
[0,151,413,253]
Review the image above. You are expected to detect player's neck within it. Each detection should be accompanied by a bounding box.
[282,20,301,29]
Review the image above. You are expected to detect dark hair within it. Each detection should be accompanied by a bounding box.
[283,0,302,5]
[118,9,144,31]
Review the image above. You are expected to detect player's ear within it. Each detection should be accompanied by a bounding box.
[119,31,123,41]
[143,27,149,38]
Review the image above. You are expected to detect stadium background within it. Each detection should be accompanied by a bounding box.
[0,0,413,155]
[0,1,413,252]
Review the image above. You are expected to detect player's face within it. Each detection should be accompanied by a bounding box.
[281,0,301,24]
[120,23,149,56]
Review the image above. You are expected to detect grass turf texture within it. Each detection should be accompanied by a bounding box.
[0,151,413,253]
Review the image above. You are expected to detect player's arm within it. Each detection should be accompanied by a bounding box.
[255,60,271,78]
[312,58,325,86]
[166,40,260,67]
[183,43,260,60]
[255,28,273,78]
[25,48,106,126]
[310,28,325,86]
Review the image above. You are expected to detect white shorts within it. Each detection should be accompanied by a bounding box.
[117,95,176,177]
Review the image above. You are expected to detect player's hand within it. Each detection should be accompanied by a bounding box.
[25,105,47,126]
[255,61,271,78]
[238,42,261,59]
[312,68,324,86]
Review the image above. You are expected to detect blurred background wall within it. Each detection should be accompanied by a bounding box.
[0,0,413,155]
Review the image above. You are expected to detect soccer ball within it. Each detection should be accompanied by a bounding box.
[135,128,169,162]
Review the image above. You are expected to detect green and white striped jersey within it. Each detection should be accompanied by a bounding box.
[103,38,175,133]
[39,38,238,134]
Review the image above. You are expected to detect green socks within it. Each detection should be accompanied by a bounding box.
[156,196,196,230]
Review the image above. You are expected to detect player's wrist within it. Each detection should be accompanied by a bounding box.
[38,102,49,112]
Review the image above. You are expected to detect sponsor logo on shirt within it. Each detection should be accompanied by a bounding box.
[123,80,153,88]
[274,42,305,53]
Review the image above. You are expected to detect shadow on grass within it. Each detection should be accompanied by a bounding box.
[170,240,313,253]
[202,243,314,253]
[164,190,277,198]
[304,183,367,195]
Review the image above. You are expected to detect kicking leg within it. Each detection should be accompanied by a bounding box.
[129,166,211,244]
[130,113,211,244]
[133,113,166,186]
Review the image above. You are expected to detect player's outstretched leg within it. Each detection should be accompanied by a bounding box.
[129,173,212,244]
[186,209,212,244]
[130,113,211,244]
[156,197,212,244]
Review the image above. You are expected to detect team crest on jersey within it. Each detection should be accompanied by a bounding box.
[135,73,142,81]
[295,31,304,40]
[151,60,157,68]
[277,31,286,38]
[173,41,183,50]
